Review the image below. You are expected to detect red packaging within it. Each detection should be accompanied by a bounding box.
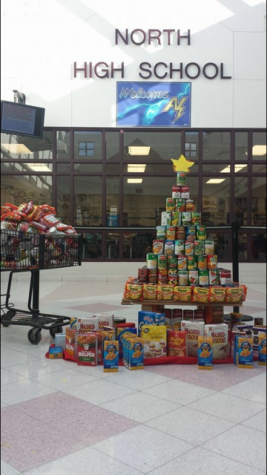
[180,186,190,199]
[31,221,48,232]
[64,226,77,234]
[4,203,18,210]
[40,213,60,228]
[76,333,98,366]
[138,268,148,283]
[25,200,34,215]
[158,269,168,284]
[194,309,204,320]
[65,327,77,359]
[17,203,28,213]
[172,186,181,197]
[183,309,194,321]
[219,269,231,285]
[56,222,69,232]
[39,204,56,214]
[173,309,183,319]
[167,330,187,357]
[1,211,22,222]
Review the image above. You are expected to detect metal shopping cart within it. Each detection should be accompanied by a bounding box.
[0,229,83,344]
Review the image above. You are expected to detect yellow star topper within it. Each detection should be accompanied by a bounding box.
[171,154,195,173]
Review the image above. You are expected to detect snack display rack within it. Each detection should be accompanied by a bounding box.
[121,299,243,309]
[1,229,83,344]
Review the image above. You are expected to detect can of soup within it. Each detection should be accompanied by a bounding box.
[158,254,168,270]
[178,270,189,286]
[189,270,198,286]
[199,270,209,286]
[207,255,217,270]
[175,199,186,212]
[181,186,190,199]
[198,255,208,270]
[187,255,197,270]
[178,255,187,270]
[175,240,185,255]
[194,240,204,256]
[172,186,181,198]
[176,172,187,185]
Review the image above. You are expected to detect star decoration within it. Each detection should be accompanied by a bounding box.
[171,154,195,173]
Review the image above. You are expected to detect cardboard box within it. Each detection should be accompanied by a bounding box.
[181,320,205,357]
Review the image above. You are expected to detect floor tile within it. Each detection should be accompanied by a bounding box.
[65,379,135,405]
[48,405,139,445]
[102,392,180,423]
[1,460,21,475]
[14,392,96,423]
[104,368,172,390]
[93,425,194,473]
[146,406,235,445]
[1,401,8,408]
[0,348,40,368]
[1,421,84,472]
[222,380,266,405]
[67,303,123,312]
[33,368,97,390]
[148,446,264,475]
[143,379,215,405]
[8,359,64,379]
[188,392,265,423]
[202,425,266,472]
[1,368,26,386]
[1,380,56,405]
[22,446,143,475]
[1,406,40,439]
[241,409,266,433]
[244,372,266,384]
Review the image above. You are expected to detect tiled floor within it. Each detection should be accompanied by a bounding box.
[1,281,266,474]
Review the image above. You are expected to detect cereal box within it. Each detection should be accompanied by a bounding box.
[129,337,144,370]
[205,324,229,360]
[198,336,213,370]
[138,311,165,336]
[141,325,167,358]
[103,340,119,372]
[76,317,99,333]
[76,333,98,366]
[181,320,205,357]
[237,337,253,368]
[258,334,267,366]
[167,330,187,357]
[65,327,77,359]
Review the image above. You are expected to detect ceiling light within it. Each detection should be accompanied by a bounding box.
[2,144,32,154]
[27,164,52,172]
[128,146,150,156]
[127,164,146,173]
[206,179,226,184]
[252,145,267,156]
[127,179,143,184]
[220,165,247,173]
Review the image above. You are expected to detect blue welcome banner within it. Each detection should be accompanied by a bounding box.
[117,82,191,127]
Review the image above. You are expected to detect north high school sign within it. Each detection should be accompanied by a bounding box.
[73,29,232,80]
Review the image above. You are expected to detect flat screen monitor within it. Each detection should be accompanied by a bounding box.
[1,100,45,139]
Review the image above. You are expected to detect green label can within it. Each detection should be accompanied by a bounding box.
[158,254,168,270]
[175,199,186,212]
[197,255,208,270]
[171,211,180,226]
[176,172,187,185]
[199,269,209,286]
[166,198,175,212]
[168,255,178,269]
[175,240,185,255]
[187,255,197,270]
[146,254,158,269]
[192,212,201,225]
[197,225,207,240]
[178,270,189,286]
[194,240,204,256]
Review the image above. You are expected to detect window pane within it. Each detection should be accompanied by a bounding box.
[74,131,102,160]
[238,232,247,261]
[123,231,156,259]
[251,233,266,261]
[56,176,71,225]
[123,132,181,161]
[185,132,199,160]
[82,232,102,259]
[106,233,119,259]
[252,132,266,161]
[1,175,52,207]
[123,163,191,174]
[123,176,198,227]
[235,132,248,161]
[203,164,231,174]
[202,177,231,225]
[74,164,102,173]
[106,164,121,174]
[57,163,71,172]
[106,132,120,161]
[253,164,267,173]
[252,176,266,226]
[57,131,70,160]
[206,231,232,261]
[1,131,53,160]
[203,132,231,161]
[106,177,120,226]
[74,176,102,226]
[1,162,53,173]
[234,176,248,225]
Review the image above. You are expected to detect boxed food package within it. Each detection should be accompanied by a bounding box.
[55,333,66,350]
[128,337,144,370]
[181,320,205,357]
[141,325,167,358]
[258,334,266,366]
[65,327,77,359]
[93,313,114,330]
[143,284,157,300]
[76,317,99,333]
[124,284,143,300]
[167,330,187,357]
[117,327,137,357]
[231,331,246,361]
[76,333,98,366]
[173,286,191,302]
[192,287,210,303]
[237,337,253,368]
[138,311,165,336]
[205,324,229,360]
[103,340,119,372]
[173,309,183,330]
[157,285,174,301]
[198,336,213,370]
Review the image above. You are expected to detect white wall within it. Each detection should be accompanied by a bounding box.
[1,0,266,128]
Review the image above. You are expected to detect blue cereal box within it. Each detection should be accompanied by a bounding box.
[129,338,144,370]
[103,341,119,372]
[198,336,213,370]
[138,311,165,336]
[258,334,266,366]
[237,337,253,368]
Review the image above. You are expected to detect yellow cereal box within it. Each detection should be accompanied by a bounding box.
[141,325,167,358]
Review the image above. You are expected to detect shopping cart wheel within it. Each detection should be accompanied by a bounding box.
[28,328,42,345]
[49,326,63,338]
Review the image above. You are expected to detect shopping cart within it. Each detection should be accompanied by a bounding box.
[0,229,83,344]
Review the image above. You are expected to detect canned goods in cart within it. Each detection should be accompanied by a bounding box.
[176,172,187,185]
[178,270,189,286]
[189,270,198,285]
[207,255,217,270]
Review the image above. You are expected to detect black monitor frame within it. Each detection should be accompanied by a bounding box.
[1,100,45,139]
